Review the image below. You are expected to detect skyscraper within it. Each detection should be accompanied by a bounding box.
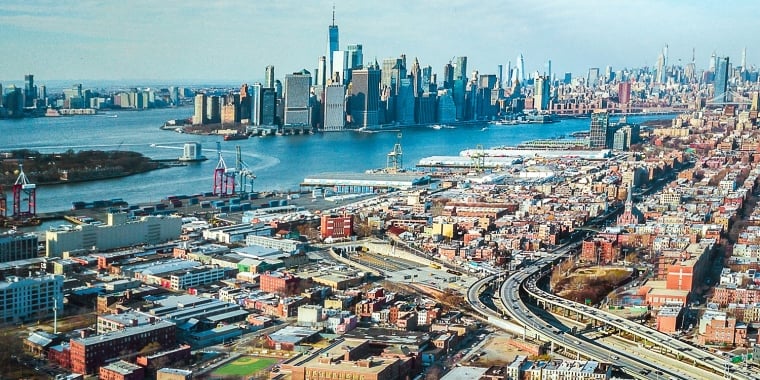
[453,56,467,81]
[283,71,312,127]
[315,56,327,88]
[350,68,381,128]
[261,88,277,126]
[714,57,730,102]
[250,82,262,125]
[265,65,275,89]
[24,74,35,107]
[332,50,349,85]
[442,63,454,89]
[323,82,346,131]
[328,6,339,76]
[410,58,422,97]
[587,68,600,88]
[192,93,206,125]
[618,82,632,106]
[533,75,550,111]
[516,54,525,82]
[589,110,609,149]
[347,44,363,70]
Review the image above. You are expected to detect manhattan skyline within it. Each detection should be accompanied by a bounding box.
[1,0,757,83]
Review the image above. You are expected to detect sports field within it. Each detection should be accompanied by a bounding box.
[212,356,278,377]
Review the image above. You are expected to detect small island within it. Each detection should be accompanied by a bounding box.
[0,149,166,186]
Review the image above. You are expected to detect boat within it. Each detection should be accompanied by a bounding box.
[45,108,62,117]
[224,133,248,141]
[431,124,443,130]
[480,127,488,131]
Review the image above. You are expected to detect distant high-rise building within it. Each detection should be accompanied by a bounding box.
[332,50,349,85]
[516,54,525,82]
[206,95,221,124]
[422,65,432,94]
[192,93,206,125]
[497,64,503,89]
[618,81,632,105]
[655,53,665,84]
[261,88,277,126]
[663,44,669,68]
[546,60,552,83]
[350,68,381,128]
[328,7,339,77]
[587,68,600,87]
[315,56,327,88]
[453,56,467,81]
[396,78,415,125]
[250,82,262,125]
[410,58,422,96]
[323,83,346,131]
[437,89,456,123]
[442,62,454,89]
[714,57,730,102]
[283,71,312,127]
[751,92,759,111]
[265,65,275,89]
[274,80,283,98]
[589,110,609,148]
[347,44,363,70]
[534,75,550,111]
[563,72,572,85]
[24,74,35,107]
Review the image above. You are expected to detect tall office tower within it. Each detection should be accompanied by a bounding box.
[250,82,262,125]
[546,60,552,83]
[663,44,668,68]
[350,68,381,128]
[410,58,422,96]
[589,110,609,148]
[655,53,665,83]
[684,63,696,83]
[751,92,759,111]
[742,47,747,69]
[328,6,339,76]
[38,85,47,106]
[587,68,600,88]
[274,80,283,98]
[323,82,346,131]
[437,89,456,123]
[283,71,312,127]
[239,84,250,123]
[442,63,454,89]
[497,64,503,89]
[0,84,3,107]
[604,66,613,83]
[192,93,206,125]
[265,65,275,89]
[506,60,512,84]
[533,75,550,111]
[453,56,467,81]
[714,57,730,102]
[24,74,35,107]
[261,88,277,125]
[332,50,349,85]
[206,95,221,124]
[347,44,363,70]
[396,78,415,125]
[422,65,432,94]
[563,72,572,85]
[315,56,327,88]
[710,52,717,72]
[618,81,632,105]
[516,53,525,82]
[170,86,180,106]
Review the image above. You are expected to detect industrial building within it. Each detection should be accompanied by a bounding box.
[0,230,38,263]
[0,274,63,324]
[301,172,430,193]
[46,212,182,257]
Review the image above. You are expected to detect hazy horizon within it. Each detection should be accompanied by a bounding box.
[1,0,757,84]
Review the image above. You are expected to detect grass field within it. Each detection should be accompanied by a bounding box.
[213,356,277,376]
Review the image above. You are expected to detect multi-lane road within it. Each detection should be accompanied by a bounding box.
[467,241,759,380]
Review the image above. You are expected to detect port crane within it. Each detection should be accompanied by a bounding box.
[386,132,403,173]
[235,145,256,194]
[212,142,236,197]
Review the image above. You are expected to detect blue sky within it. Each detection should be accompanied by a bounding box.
[0,0,756,84]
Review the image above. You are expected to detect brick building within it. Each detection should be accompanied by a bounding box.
[259,271,301,295]
[320,214,354,240]
[69,320,176,374]
[99,360,145,380]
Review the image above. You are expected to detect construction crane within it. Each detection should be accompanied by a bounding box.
[386,132,403,173]
[235,145,256,194]
[212,142,236,197]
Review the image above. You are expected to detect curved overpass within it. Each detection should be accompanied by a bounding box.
[508,251,757,380]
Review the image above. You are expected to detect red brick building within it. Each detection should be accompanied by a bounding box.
[259,271,301,295]
[320,214,354,240]
[69,321,176,374]
[98,360,145,380]
[581,238,619,264]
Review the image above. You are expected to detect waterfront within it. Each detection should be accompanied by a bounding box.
[1,108,671,213]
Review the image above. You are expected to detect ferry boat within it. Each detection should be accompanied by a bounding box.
[223,133,248,141]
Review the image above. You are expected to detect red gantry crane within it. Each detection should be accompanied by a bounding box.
[212,142,236,197]
[12,163,36,219]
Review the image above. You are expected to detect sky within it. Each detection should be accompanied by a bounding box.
[1,0,757,85]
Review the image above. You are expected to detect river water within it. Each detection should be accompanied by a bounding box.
[1,108,670,213]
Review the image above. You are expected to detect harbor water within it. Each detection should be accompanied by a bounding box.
[1,108,670,213]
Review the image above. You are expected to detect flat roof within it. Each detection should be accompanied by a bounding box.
[302,172,428,187]
[73,320,175,346]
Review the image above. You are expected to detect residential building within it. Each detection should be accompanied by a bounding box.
[320,214,353,240]
[0,230,38,262]
[0,274,63,324]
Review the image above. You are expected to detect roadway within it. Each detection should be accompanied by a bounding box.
[464,238,758,380]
